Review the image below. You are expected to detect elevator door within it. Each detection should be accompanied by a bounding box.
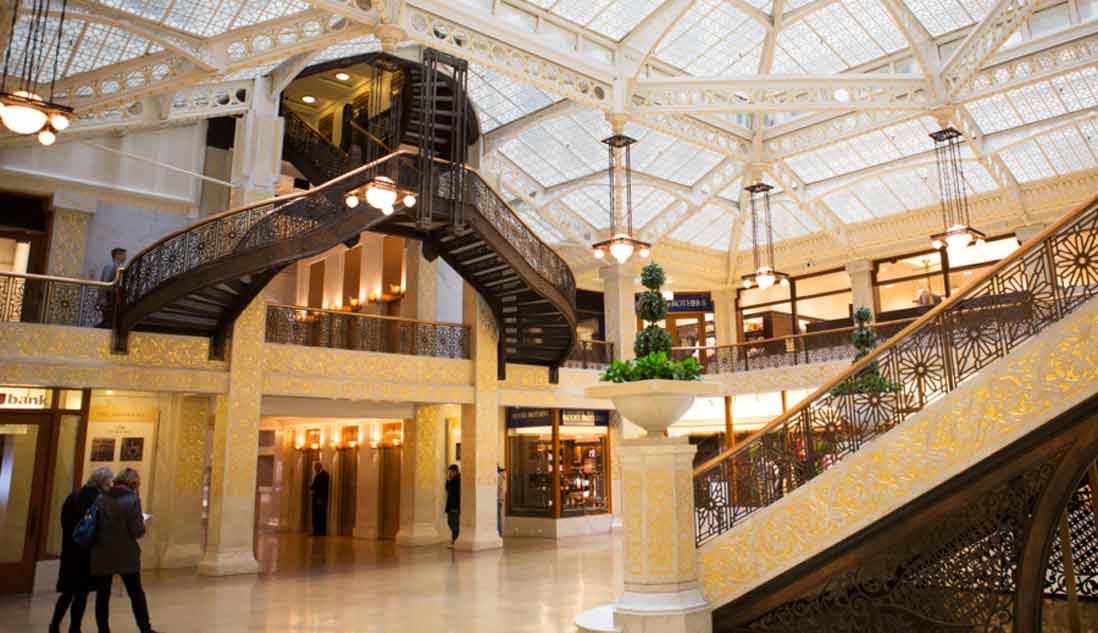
[0,413,52,594]
[378,446,402,540]
[338,449,357,536]
[300,450,319,533]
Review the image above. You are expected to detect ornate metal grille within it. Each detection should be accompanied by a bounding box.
[265,304,469,359]
[0,272,107,327]
[695,195,1098,546]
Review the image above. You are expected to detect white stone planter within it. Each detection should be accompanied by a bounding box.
[586,380,723,434]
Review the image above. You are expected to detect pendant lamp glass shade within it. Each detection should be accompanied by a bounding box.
[929,128,985,253]
[2,92,48,134]
[741,183,789,290]
[0,1,77,143]
[365,176,398,209]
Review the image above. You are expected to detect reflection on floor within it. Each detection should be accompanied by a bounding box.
[0,533,622,633]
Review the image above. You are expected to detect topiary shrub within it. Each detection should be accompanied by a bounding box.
[829,307,903,395]
[599,262,702,383]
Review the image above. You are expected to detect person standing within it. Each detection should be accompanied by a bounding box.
[445,464,461,547]
[50,467,113,633]
[90,468,157,633]
[96,248,126,328]
[309,462,330,537]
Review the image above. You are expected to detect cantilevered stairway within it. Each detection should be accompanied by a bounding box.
[693,194,1098,633]
[113,51,576,380]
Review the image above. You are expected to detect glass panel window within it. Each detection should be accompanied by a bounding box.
[796,293,853,333]
[876,250,943,282]
[795,270,850,295]
[946,237,1020,268]
[877,277,946,313]
[558,427,608,517]
[57,390,82,411]
[948,264,994,296]
[45,415,80,558]
[740,282,791,307]
[507,428,554,517]
[742,302,795,341]
[0,424,40,563]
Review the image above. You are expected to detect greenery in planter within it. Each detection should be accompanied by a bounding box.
[599,262,702,383]
[829,306,903,396]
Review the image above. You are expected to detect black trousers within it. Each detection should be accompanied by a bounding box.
[50,591,89,633]
[95,573,150,633]
[447,510,460,543]
[312,498,328,536]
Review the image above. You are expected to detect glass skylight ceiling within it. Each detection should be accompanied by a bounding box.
[468,64,558,132]
[98,0,311,38]
[965,69,1098,134]
[672,204,736,250]
[519,0,668,41]
[655,0,768,76]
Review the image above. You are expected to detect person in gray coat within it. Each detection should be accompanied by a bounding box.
[90,468,158,633]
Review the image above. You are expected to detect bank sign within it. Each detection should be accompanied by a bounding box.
[0,387,50,409]
[506,407,609,428]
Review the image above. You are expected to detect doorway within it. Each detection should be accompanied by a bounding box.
[0,413,53,594]
[378,446,401,540]
[337,448,357,536]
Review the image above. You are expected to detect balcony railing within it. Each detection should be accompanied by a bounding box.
[671,319,916,374]
[565,339,614,370]
[0,271,113,328]
[693,193,1098,546]
[265,304,470,359]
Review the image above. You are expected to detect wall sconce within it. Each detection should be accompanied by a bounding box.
[368,291,379,303]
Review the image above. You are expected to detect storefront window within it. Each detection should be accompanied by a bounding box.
[737,269,852,341]
[506,408,610,519]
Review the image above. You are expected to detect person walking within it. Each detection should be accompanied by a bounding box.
[445,464,461,547]
[309,462,330,537]
[96,248,126,328]
[50,467,114,633]
[90,468,158,633]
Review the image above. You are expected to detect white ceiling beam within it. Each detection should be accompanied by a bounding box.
[483,99,585,153]
[639,160,744,243]
[542,169,694,200]
[878,0,943,100]
[618,0,698,80]
[485,152,602,243]
[783,0,837,26]
[305,0,380,26]
[633,114,752,160]
[941,0,1040,100]
[63,0,204,47]
[400,0,615,108]
[269,50,324,98]
[632,74,930,113]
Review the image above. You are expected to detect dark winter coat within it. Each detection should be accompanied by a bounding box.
[57,485,100,592]
[445,474,461,513]
[89,485,146,577]
[310,469,330,504]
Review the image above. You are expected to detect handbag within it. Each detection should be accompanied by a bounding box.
[73,503,99,548]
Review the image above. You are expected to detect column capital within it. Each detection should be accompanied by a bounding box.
[845,258,873,275]
[599,260,643,283]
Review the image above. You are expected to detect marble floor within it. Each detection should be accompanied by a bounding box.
[0,533,622,633]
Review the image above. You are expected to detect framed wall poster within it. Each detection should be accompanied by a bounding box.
[89,438,115,462]
[120,437,144,462]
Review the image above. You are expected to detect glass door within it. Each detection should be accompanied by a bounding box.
[0,413,52,594]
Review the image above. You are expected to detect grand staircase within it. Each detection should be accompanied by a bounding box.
[114,53,577,379]
[693,194,1098,632]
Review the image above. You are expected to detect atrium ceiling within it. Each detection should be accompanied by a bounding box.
[2,0,1097,286]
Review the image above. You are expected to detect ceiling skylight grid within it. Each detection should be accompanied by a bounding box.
[673,204,735,250]
[631,187,679,227]
[849,178,907,216]
[655,0,766,75]
[561,188,610,228]
[1001,141,1057,181]
[801,4,887,69]
[843,0,909,53]
[1032,127,1098,175]
[905,0,977,36]
[312,37,381,63]
[514,202,566,243]
[778,20,847,74]
[586,0,666,40]
[468,64,556,132]
[824,189,875,223]
[879,169,938,209]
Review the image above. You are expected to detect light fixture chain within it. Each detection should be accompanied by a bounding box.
[625,142,633,237]
[0,0,20,94]
[49,0,67,103]
[764,186,775,271]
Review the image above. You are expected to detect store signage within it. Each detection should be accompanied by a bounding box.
[507,407,609,428]
[635,292,713,313]
[0,387,50,409]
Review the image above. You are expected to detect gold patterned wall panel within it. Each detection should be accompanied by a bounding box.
[647,467,674,578]
[224,298,265,498]
[47,209,90,277]
[499,364,612,409]
[174,396,209,497]
[414,405,439,488]
[623,463,644,578]
[698,298,1098,608]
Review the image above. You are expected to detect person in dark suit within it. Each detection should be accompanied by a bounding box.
[51,467,113,633]
[309,462,330,536]
[91,468,158,633]
[445,464,461,546]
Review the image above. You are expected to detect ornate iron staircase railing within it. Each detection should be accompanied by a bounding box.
[694,193,1098,547]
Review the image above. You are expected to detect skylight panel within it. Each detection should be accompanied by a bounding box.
[824,189,875,223]
[843,0,908,53]
[552,0,614,31]
[848,179,906,216]
[655,0,765,75]
[632,188,678,227]
[10,16,82,81]
[499,139,567,187]
[672,205,724,243]
[1034,127,1098,175]
[905,0,975,36]
[769,44,803,74]
[514,202,565,244]
[661,145,725,187]
[803,4,886,69]
[1050,69,1098,114]
[778,21,846,74]
[98,0,170,23]
[785,151,835,182]
[468,64,556,132]
[964,93,1023,134]
[783,0,818,9]
[771,199,819,239]
[655,0,722,69]
[587,0,667,40]
[1001,142,1056,182]
[881,118,937,156]
[561,188,611,229]
[313,37,381,63]
[1009,83,1068,125]
[847,131,904,168]
[881,169,938,209]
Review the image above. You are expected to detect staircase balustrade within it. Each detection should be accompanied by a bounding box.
[0,271,112,328]
[694,195,1098,546]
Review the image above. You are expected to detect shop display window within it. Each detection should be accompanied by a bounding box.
[507,427,554,517]
[558,427,608,517]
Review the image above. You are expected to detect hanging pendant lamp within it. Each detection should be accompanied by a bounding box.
[0,0,75,144]
[929,127,985,253]
[741,182,788,290]
[591,134,651,264]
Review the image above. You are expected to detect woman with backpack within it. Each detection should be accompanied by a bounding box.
[90,468,158,633]
[51,467,114,633]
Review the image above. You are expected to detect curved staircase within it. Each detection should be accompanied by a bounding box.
[114,53,576,379]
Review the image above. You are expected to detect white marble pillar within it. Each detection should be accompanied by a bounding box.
[845,259,875,317]
[601,262,641,361]
[456,286,503,551]
[711,287,737,346]
[157,395,209,568]
[230,76,284,207]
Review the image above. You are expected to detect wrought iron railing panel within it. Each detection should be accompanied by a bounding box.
[694,196,1098,546]
[265,304,470,359]
[0,272,109,327]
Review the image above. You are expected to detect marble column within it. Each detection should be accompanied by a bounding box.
[401,241,439,322]
[158,395,209,568]
[609,411,624,529]
[198,297,266,576]
[614,437,710,633]
[354,438,382,539]
[396,405,447,545]
[456,286,503,551]
[230,76,284,207]
[601,262,641,361]
[711,287,737,346]
[846,259,875,317]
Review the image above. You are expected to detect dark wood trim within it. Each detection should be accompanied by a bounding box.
[552,408,561,520]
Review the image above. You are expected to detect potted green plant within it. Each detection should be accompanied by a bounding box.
[586,262,720,433]
[829,307,903,396]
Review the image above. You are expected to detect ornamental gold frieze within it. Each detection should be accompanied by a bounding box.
[697,299,1098,608]
[0,321,225,369]
[262,342,474,385]
[262,374,474,405]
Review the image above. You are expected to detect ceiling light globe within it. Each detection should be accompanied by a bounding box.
[380,204,395,216]
[49,113,70,130]
[335,72,351,81]
[302,95,316,104]
[37,127,55,146]
[344,193,359,208]
[403,194,416,207]
[638,246,650,258]
[931,239,943,250]
[608,240,634,264]
[2,92,47,134]
[593,248,605,259]
[365,177,398,209]
[743,279,752,288]
[945,230,973,251]
[755,267,776,290]
[779,277,789,287]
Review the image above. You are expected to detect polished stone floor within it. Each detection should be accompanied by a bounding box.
[0,533,622,633]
